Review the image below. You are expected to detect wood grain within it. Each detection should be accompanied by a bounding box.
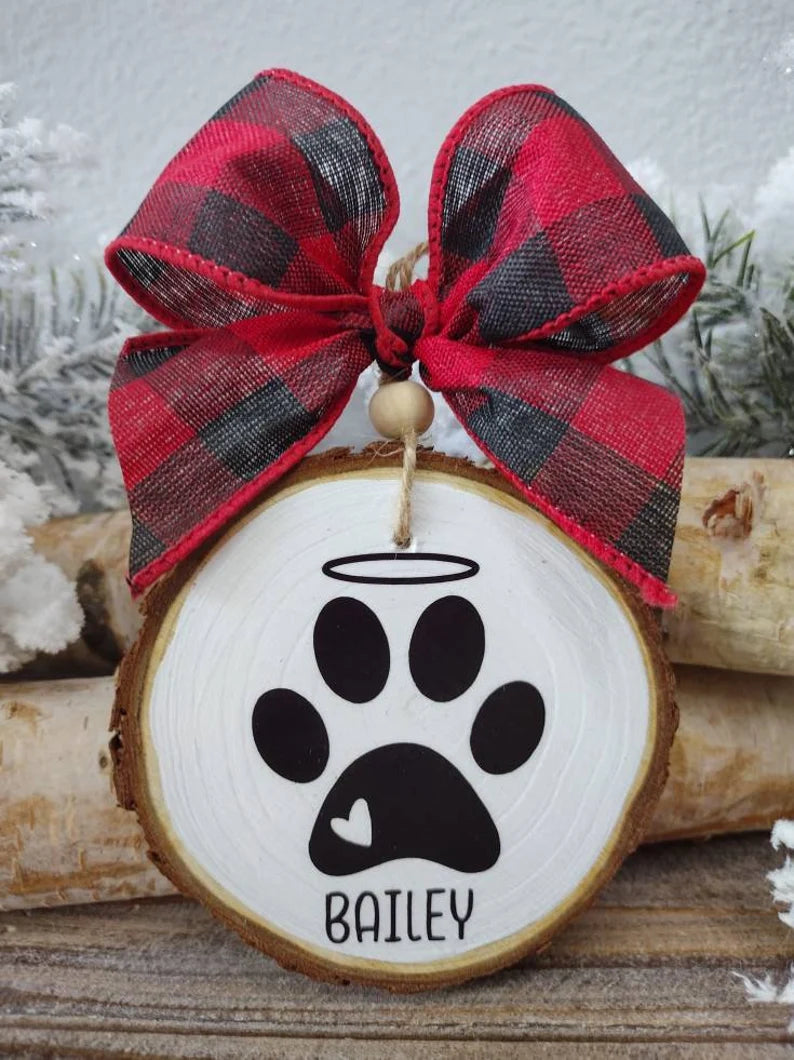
[665,457,794,675]
[24,456,794,680]
[24,509,141,678]
[2,667,793,912]
[1,834,792,1055]
[111,450,677,991]
[0,676,174,909]
[650,666,794,841]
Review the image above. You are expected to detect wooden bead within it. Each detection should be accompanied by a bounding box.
[368,380,435,439]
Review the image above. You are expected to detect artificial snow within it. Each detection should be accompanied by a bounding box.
[736,820,794,1035]
[753,146,794,282]
[1,124,792,510]
[0,82,89,281]
[0,278,146,515]
[0,460,82,672]
[630,143,794,275]
[0,84,792,670]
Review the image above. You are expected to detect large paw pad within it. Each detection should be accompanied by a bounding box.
[252,594,546,875]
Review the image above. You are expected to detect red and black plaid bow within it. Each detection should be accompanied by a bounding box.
[107,69,705,607]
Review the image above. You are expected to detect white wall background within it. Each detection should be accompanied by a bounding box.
[2,0,793,261]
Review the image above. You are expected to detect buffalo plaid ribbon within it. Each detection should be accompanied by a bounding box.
[107,69,705,606]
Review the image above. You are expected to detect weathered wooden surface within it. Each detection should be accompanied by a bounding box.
[0,833,792,1055]
[2,668,794,911]
[24,457,794,679]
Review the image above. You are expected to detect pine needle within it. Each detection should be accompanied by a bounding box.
[634,206,794,458]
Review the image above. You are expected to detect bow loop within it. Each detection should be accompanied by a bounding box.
[426,85,703,360]
[417,334,684,605]
[370,282,440,374]
[111,311,372,586]
[106,70,705,606]
[106,69,399,330]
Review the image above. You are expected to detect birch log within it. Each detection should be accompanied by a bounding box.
[665,457,794,675]
[24,510,141,677]
[0,676,173,910]
[24,457,794,678]
[1,667,792,911]
[650,667,794,840]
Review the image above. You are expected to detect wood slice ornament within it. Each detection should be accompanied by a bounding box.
[104,69,703,990]
[114,448,675,991]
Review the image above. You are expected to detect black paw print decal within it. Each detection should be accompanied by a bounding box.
[252,595,546,876]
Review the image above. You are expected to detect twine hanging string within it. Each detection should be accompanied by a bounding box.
[106,69,705,606]
[381,242,429,550]
[384,240,429,294]
[392,425,417,548]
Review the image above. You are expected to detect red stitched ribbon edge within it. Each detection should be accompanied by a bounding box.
[106,68,705,608]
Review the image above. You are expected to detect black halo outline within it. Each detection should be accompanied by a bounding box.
[322,552,479,586]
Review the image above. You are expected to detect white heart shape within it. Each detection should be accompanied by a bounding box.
[331,798,372,847]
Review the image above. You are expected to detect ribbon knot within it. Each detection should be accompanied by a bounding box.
[106,69,704,606]
[372,281,437,374]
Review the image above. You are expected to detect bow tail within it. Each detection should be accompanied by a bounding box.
[110,316,372,594]
[421,340,683,608]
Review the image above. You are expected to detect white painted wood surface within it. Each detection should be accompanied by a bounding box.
[26,457,794,678]
[2,667,793,913]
